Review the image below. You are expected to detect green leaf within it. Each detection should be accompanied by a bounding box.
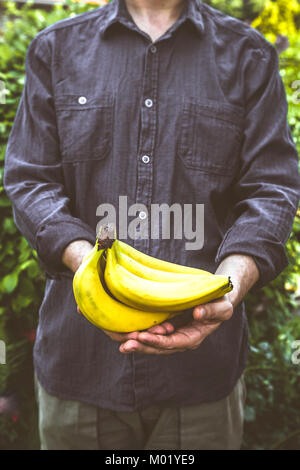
[2,217,17,234]
[1,271,19,293]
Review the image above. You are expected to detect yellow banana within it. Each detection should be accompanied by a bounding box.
[115,239,208,275]
[104,245,233,312]
[112,241,212,282]
[73,243,179,332]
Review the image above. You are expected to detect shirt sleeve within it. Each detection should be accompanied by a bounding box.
[215,38,300,290]
[3,34,96,279]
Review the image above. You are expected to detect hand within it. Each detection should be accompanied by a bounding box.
[115,252,260,355]
[118,295,233,355]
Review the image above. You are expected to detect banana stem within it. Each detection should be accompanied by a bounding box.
[96,224,116,251]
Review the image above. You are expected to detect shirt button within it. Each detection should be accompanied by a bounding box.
[150,45,157,53]
[142,155,150,164]
[78,96,87,105]
[145,98,153,108]
[139,211,147,220]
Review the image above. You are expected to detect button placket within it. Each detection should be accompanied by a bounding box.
[134,43,159,257]
[132,42,160,410]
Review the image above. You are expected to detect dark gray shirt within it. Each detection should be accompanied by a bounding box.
[4,0,300,410]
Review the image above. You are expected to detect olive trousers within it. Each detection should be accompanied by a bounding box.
[34,375,246,450]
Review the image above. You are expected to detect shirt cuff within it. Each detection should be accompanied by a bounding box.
[215,224,289,291]
[35,219,96,279]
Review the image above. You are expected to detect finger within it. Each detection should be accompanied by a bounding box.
[136,331,187,350]
[125,323,212,352]
[102,329,140,342]
[77,305,82,314]
[146,324,169,335]
[119,339,183,355]
[193,297,233,323]
[121,320,222,353]
[146,321,175,335]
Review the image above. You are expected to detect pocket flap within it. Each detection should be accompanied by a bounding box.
[55,92,114,162]
[183,98,244,128]
[55,93,114,110]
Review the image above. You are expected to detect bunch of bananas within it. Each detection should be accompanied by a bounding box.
[73,228,233,333]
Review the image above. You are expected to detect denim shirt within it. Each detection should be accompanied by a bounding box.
[4,0,300,410]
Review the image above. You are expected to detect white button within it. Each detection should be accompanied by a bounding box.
[139,211,147,220]
[145,98,153,108]
[150,45,157,53]
[78,96,87,105]
[142,155,150,164]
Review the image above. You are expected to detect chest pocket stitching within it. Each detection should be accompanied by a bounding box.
[55,94,114,162]
[178,100,244,175]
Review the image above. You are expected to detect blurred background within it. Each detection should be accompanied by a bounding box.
[0,0,299,450]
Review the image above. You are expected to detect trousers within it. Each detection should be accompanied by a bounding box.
[34,374,246,450]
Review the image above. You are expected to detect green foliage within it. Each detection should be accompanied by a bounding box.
[0,0,299,450]
[240,0,300,450]
[0,0,100,450]
[279,34,300,155]
[252,0,300,42]
[243,244,300,449]
[203,0,267,21]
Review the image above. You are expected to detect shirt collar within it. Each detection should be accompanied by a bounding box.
[99,0,205,39]
[185,0,205,35]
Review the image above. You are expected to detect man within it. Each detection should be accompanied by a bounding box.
[4,0,300,450]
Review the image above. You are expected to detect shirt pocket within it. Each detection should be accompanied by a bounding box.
[55,93,114,162]
[178,99,244,176]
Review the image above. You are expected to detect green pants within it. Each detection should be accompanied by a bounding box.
[34,375,246,450]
